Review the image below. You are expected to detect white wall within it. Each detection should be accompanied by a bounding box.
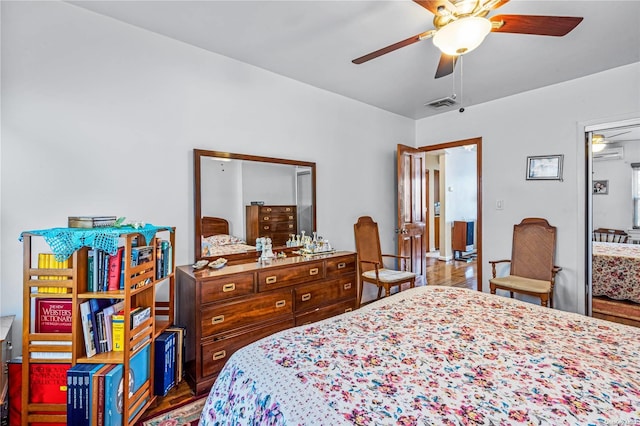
[416,62,640,314]
[0,1,414,349]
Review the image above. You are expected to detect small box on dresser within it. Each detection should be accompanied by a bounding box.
[176,251,357,395]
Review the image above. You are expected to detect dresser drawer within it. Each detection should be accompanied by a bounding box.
[258,260,324,291]
[259,212,296,223]
[294,276,356,313]
[260,206,295,215]
[259,222,296,232]
[200,272,255,304]
[201,290,293,336]
[201,318,294,378]
[326,254,357,278]
[295,299,356,326]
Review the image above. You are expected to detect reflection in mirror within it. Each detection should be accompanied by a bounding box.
[194,149,316,261]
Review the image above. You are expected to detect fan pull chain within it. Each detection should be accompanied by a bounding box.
[459,55,465,113]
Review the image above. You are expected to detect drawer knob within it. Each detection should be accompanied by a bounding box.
[309,268,319,276]
[265,208,272,212]
[345,308,353,313]
[212,350,226,360]
[222,283,236,292]
[301,293,311,302]
[288,224,294,229]
[266,276,277,284]
[263,225,270,230]
[263,216,270,221]
[337,262,346,269]
[288,215,293,220]
[344,282,352,290]
[211,315,225,324]
[285,207,291,211]
[275,300,286,308]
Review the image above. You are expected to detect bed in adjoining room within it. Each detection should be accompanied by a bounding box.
[200,216,256,257]
[200,286,640,425]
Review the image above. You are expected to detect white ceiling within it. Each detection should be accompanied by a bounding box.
[68,0,640,120]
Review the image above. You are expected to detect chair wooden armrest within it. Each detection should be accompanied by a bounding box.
[489,259,511,278]
[382,254,410,259]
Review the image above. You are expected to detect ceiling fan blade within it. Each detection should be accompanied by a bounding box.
[413,0,456,15]
[352,30,435,64]
[490,14,583,36]
[435,54,458,79]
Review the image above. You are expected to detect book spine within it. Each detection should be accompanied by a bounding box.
[112,314,125,351]
[34,298,73,334]
[80,301,97,357]
[96,371,106,426]
[107,247,123,291]
[87,249,95,292]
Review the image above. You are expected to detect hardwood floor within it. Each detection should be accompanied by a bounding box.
[425,255,477,290]
[142,255,478,418]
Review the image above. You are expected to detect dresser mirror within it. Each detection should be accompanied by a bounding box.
[194,149,316,261]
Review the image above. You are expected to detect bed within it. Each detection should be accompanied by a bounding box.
[200,216,256,257]
[592,241,640,303]
[200,286,640,425]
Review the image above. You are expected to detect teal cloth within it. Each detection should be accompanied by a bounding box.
[19,224,173,261]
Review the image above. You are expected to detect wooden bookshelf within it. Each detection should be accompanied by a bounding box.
[21,226,175,425]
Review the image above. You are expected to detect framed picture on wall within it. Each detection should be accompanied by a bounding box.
[526,154,564,181]
[593,180,609,194]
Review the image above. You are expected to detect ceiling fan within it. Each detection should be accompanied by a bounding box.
[592,131,631,152]
[352,0,583,79]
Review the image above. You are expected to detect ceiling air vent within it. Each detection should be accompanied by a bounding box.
[593,147,624,161]
[425,95,457,109]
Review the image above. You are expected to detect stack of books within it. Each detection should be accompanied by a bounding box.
[68,216,117,229]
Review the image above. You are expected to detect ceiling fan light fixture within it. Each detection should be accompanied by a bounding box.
[432,17,492,56]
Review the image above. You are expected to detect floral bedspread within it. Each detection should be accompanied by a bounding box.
[200,286,640,425]
[593,241,640,303]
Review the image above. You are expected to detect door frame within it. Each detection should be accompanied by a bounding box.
[418,137,483,291]
[584,117,640,316]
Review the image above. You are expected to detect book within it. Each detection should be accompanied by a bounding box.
[102,300,125,352]
[89,298,113,353]
[104,364,123,426]
[87,249,95,292]
[93,364,116,426]
[79,301,97,357]
[107,246,124,291]
[68,216,117,228]
[36,253,69,294]
[29,340,72,360]
[129,343,151,398]
[131,246,153,267]
[111,312,125,352]
[166,325,187,383]
[67,363,105,425]
[91,364,113,426]
[131,306,151,329]
[8,359,69,426]
[153,331,176,396]
[34,298,72,333]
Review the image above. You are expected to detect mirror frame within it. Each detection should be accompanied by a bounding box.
[194,148,317,262]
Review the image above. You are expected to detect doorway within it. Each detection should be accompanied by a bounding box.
[419,137,482,291]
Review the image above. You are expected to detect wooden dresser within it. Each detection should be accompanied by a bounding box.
[246,205,297,247]
[176,251,357,394]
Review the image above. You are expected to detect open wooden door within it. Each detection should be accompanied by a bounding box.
[397,144,427,285]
